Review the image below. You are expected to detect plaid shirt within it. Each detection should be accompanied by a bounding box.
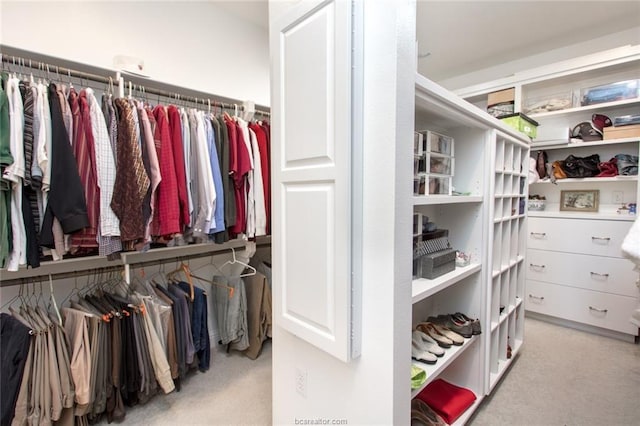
[151,106,180,237]
[167,105,190,229]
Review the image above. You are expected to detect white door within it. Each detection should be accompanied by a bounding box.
[270,0,359,362]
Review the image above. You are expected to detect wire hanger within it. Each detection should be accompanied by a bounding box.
[221,247,257,278]
[188,256,236,298]
[1,280,28,310]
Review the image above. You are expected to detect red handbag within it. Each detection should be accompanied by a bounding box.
[597,157,618,177]
[416,379,477,424]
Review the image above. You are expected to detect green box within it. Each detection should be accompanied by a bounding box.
[499,113,539,139]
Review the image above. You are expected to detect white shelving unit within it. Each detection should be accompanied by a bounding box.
[486,132,529,392]
[413,195,483,205]
[412,263,482,303]
[411,335,479,398]
[457,45,640,341]
[410,73,530,417]
[528,97,640,119]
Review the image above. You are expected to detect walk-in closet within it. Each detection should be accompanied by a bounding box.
[2,1,640,426]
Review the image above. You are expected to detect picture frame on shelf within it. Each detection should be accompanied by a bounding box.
[559,189,599,212]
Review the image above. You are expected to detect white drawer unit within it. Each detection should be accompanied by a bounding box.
[528,217,631,258]
[525,216,639,339]
[526,249,640,298]
[526,280,639,335]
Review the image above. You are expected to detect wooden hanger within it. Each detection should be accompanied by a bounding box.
[189,271,235,299]
[166,260,195,302]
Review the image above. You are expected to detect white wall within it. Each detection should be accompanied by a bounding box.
[1,1,270,106]
[269,1,414,424]
[438,26,640,92]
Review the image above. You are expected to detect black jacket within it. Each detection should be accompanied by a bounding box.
[40,84,88,247]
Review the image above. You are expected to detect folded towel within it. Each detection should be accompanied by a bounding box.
[621,217,640,265]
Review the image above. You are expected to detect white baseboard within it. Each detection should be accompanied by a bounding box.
[525,311,639,343]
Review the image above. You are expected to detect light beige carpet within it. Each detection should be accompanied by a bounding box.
[97,316,640,425]
[97,341,272,425]
[469,316,640,426]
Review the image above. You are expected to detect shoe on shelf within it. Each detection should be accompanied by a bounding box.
[416,322,453,348]
[428,314,473,338]
[411,343,437,365]
[429,322,464,346]
[452,312,482,335]
[411,399,447,426]
[412,330,445,357]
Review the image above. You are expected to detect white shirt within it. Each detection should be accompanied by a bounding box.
[36,82,52,202]
[86,88,120,237]
[191,110,215,237]
[5,76,26,271]
[249,128,267,237]
[180,108,194,222]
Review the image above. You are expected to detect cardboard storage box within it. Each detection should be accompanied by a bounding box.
[488,88,515,105]
[499,112,539,139]
[487,88,515,118]
[603,124,640,140]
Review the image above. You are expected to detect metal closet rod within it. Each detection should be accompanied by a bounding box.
[121,79,270,116]
[0,46,270,115]
[1,52,114,86]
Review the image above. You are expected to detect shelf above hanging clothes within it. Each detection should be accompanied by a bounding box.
[0,239,250,288]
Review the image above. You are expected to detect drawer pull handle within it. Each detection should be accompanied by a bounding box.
[591,236,611,241]
[528,294,544,301]
[530,232,546,238]
[529,263,546,270]
[589,306,608,314]
[590,272,610,278]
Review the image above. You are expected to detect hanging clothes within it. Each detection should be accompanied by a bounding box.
[137,101,162,246]
[247,126,266,237]
[4,74,26,272]
[177,282,210,371]
[2,68,271,270]
[190,110,215,238]
[249,122,271,234]
[111,98,149,247]
[242,271,272,360]
[0,73,14,268]
[179,108,194,236]
[19,82,40,268]
[87,88,122,257]
[211,275,248,351]
[0,313,32,426]
[39,83,89,251]
[150,105,180,239]
[167,105,190,232]
[68,88,100,254]
[211,114,232,243]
